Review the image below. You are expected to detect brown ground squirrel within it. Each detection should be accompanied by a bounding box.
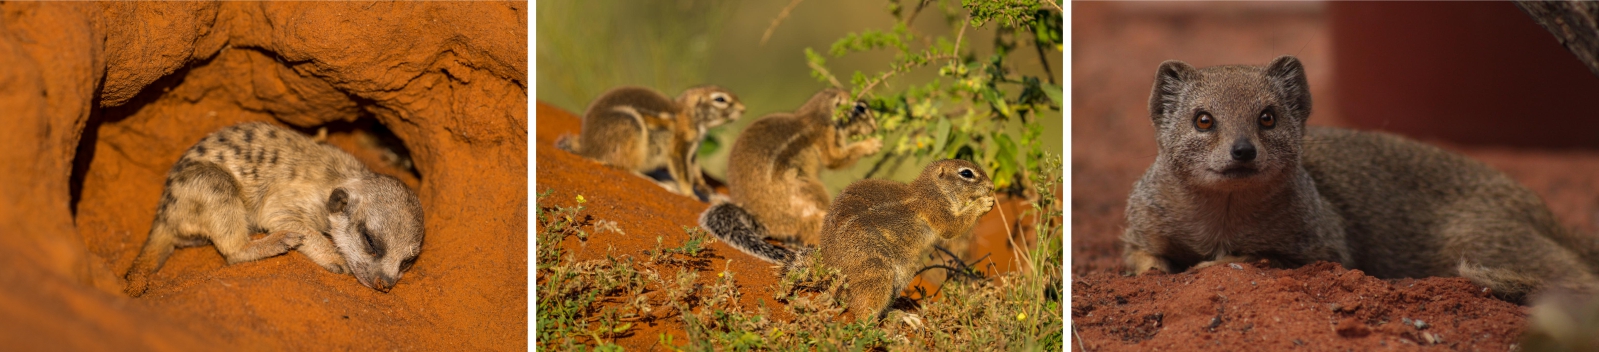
[556,85,745,202]
[823,159,995,322]
[698,88,880,263]
[124,122,425,297]
[1121,55,1599,302]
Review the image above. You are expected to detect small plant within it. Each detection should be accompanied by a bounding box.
[803,0,1062,194]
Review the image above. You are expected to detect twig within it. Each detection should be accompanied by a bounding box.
[806,57,845,89]
[1000,199,1034,273]
[760,0,806,47]
[1041,0,1063,13]
[1073,322,1087,351]
[854,15,969,101]
[1034,37,1056,85]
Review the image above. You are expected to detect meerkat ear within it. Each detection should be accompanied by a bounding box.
[1149,60,1196,125]
[1265,55,1312,121]
[327,188,350,214]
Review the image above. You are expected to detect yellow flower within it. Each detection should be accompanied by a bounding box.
[575,195,587,203]
[1017,312,1027,321]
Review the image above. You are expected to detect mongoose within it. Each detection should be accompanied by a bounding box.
[1121,55,1599,302]
[124,122,425,297]
[698,88,880,262]
[556,85,745,201]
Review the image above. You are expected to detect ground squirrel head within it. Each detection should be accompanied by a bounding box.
[326,174,424,292]
[678,85,745,128]
[916,159,997,232]
[804,88,878,141]
[1148,55,1312,191]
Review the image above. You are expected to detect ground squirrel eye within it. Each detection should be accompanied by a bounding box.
[1259,109,1276,129]
[713,95,727,103]
[852,102,867,116]
[1194,112,1214,131]
[958,169,974,179]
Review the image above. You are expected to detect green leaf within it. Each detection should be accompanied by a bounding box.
[992,132,1019,189]
[1042,82,1062,107]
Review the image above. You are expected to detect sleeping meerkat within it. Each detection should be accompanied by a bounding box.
[124,122,425,297]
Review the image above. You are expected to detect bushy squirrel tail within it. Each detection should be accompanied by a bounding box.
[554,134,579,152]
[699,202,795,264]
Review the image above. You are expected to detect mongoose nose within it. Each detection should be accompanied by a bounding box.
[1231,138,1257,161]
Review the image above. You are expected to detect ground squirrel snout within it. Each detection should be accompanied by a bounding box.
[124,122,425,297]
[1122,55,1599,302]
[556,85,745,202]
[699,88,881,263]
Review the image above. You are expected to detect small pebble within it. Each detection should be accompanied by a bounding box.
[1413,319,1428,329]
[1229,263,1243,270]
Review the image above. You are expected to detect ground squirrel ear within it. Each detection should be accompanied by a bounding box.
[1150,60,1196,125]
[327,188,349,214]
[1265,55,1312,121]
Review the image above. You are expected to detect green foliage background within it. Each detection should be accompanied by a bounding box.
[536,0,1062,192]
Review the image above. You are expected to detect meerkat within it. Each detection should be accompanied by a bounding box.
[1121,55,1599,302]
[555,85,744,201]
[124,122,425,297]
[698,88,880,261]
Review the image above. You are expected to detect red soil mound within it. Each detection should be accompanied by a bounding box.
[535,102,1034,348]
[0,2,526,350]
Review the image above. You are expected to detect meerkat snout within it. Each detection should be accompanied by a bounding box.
[326,174,424,293]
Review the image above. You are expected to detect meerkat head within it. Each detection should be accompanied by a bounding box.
[679,85,745,129]
[918,159,997,226]
[325,174,424,293]
[1147,55,1312,191]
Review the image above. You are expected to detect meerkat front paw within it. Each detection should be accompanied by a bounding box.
[275,231,306,249]
[1193,254,1255,271]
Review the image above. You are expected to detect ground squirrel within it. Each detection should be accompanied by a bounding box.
[698,88,880,262]
[124,122,425,297]
[1121,55,1599,302]
[556,85,745,201]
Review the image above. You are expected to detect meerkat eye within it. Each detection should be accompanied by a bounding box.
[400,256,417,272]
[1259,108,1276,129]
[359,223,384,257]
[958,169,975,179]
[1194,112,1215,131]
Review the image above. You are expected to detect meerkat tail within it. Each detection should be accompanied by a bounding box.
[699,202,795,264]
[554,134,579,152]
[1457,261,1542,303]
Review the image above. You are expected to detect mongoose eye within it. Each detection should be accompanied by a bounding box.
[1259,109,1276,129]
[958,169,975,179]
[1194,112,1214,131]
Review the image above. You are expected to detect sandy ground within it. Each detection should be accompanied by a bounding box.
[1069,2,1599,350]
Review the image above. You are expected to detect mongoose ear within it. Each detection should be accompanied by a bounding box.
[327,188,349,214]
[1149,60,1196,125]
[1265,55,1312,121]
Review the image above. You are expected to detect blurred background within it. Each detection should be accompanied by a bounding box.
[536,0,1063,192]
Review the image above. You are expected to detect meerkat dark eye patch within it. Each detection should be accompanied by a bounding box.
[359,223,385,258]
[400,256,417,272]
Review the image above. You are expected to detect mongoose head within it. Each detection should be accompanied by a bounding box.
[326,174,424,293]
[1147,55,1312,191]
[679,85,745,129]
[917,159,997,229]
